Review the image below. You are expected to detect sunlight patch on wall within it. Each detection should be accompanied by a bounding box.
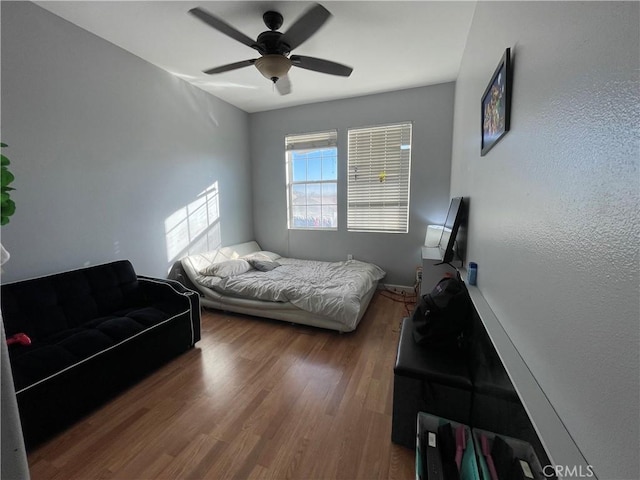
[165,182,222,264]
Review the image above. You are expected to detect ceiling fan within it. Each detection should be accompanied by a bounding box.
[188,3,353,95]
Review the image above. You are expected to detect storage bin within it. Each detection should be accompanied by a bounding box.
[416,412,479,480]
[472,428,548,480]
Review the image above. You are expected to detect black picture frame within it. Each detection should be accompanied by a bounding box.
[481,48,512,156]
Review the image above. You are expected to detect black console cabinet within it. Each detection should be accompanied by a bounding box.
[391,305,550,468]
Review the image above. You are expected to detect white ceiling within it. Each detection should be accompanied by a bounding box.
[35,1,477,113]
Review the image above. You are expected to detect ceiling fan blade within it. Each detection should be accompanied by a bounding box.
[281,3,331,51]
[189,7,258,50]
[290,55,353,77]
[275,75,292,95]
[203,59,256,75]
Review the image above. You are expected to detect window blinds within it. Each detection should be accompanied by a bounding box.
[347,122,412,233]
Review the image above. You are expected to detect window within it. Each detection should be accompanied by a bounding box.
[286,130,338,230]
[347,122,412,233]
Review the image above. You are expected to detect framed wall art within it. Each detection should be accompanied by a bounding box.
[481,48,512,156]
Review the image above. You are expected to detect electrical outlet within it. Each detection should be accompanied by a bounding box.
[347,254,353,260]
[416,266,423,282]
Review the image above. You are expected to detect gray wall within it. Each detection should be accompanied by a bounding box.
[0,1,253,282]
[250,84,455,286]
[450,2,639,478]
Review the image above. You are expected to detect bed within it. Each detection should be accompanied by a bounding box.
[177,241,386,332]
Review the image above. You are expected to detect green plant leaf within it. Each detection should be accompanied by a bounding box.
[1,198,16,218]
[0,144,16,225]
[1,167,15,187]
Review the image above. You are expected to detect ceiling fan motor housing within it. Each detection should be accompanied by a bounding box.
[256,30,290,55]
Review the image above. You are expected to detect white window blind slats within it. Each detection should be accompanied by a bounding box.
[347,123,412,233]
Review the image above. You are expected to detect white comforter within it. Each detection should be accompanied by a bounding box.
[195,257,385,326]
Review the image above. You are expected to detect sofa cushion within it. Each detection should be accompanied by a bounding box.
[57,329,114,358]
[9,345,78,391]
[1,260,140,339]
[7,307,176,393]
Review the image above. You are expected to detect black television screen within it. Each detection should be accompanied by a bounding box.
[438,197,464,264]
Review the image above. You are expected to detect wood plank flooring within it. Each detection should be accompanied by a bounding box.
[27,292,416,479]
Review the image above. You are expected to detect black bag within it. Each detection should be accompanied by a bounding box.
[411,274,471,348]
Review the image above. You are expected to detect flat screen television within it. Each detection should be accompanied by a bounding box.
[438,197,465,264]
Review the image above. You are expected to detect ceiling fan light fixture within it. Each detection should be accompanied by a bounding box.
[255,55,292,82]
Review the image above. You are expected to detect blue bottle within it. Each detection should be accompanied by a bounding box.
[468,262,478,285]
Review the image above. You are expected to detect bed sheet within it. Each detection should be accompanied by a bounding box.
[194,257,385,328]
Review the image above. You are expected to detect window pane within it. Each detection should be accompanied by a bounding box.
[321,204,337,228]
[292,206,307,228]
[307,156,322,181]
[306,184,322,205]
[322,182,337,204]
[322,155,337,180]
[307,206,322,227]
[292,184,306,205]
[285,130,338,230]
[292,155,307,182]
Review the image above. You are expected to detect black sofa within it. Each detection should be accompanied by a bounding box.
[392,305,548,465]
[1,260,201,448]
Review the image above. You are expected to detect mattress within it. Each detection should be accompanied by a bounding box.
[180,241,385,332]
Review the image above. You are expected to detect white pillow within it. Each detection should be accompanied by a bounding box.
[243,250,281,262]
[247,259,281,272]
[199,259,252,278]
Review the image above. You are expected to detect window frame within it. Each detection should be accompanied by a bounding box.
[285,130,339,231]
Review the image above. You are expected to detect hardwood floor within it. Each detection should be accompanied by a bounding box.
[27,292,416,479]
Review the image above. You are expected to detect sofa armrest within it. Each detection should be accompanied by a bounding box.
[137,276,201,344]
[138,275,195,295]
